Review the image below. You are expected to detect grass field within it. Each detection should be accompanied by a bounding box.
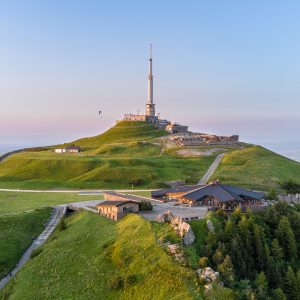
[0,152,215,190]
[2,212,202,300]
[212,145,300,191]
[0,207,51,278]
[0,191,102,214]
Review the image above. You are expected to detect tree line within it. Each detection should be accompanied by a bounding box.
[198,202,300,299]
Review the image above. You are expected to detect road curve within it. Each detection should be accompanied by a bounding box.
[0,206,66,290]
[198,153,225,185]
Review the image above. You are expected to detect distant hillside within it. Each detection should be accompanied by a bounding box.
[212,145,300,190]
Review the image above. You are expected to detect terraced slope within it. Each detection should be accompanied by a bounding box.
[2,212,203,299]
[212,145,300,190]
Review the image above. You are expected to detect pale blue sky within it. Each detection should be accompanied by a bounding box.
[0,0,299,147]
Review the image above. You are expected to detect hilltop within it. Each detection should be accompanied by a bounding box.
[0,121,299,191]
[60,121,168,151]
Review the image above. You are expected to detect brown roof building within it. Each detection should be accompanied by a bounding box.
[153,182,265,210]
[96,200,139,221]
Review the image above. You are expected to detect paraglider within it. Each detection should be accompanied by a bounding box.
[98,111,102,118]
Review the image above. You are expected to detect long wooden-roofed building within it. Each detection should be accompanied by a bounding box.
[152,181,265,210]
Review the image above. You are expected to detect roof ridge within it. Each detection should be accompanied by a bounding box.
[218,184,243,201]
[180,185,208,198]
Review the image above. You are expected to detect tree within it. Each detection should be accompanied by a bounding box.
[232,206,242,222]
[271,239,284,261]
[255,272,269,300]
[212,248,223,266]
[217,255,235,287]
[267,189,278,201]
[253,224,267,271]
[285,266,299,300]
[224,219,235,242]
[277,217,297,261]
[272,288,286,300]
[229,236,247,279]
[198,257,209,268]
[138,200,153,211]
[205,232,217,258]
[266,256,283,289]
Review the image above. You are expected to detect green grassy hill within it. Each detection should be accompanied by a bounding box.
[0,207,51,278]
[0,121,215,189]
[63,121,168,151]
[0,121,299,190]
[212,145,300,190]
[2,212,204,300]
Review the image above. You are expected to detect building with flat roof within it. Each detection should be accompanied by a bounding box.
[54,146,81,153]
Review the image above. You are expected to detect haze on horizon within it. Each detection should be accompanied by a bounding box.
[0,1,299,149]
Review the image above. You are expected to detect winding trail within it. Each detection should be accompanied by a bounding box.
[0,206,66,290]
[198,153,225,185]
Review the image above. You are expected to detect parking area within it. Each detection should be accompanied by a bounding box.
[68,198,208,221]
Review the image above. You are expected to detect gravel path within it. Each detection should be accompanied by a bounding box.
[198,153,225,185]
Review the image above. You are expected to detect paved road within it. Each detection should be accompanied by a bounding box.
[0,188,155,193]
[198,153,225,185]
[69,198,208,221]
[0,206,66,290]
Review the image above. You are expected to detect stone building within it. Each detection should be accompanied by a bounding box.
[96,200,139,221]
[165,123,189,134]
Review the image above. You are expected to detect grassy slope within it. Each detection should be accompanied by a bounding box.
[0,121,215,189]
[63,121,168,150]
[0,192,102,214]
[0,207,51,278]
[3,212,200,300]
[212,145,300,191]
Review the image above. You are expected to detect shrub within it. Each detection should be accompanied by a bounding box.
[58,218,67,231]
[109,276,123,290]
[139,200,153,211]
[199,256,210,268]
[125,274,138,285]
[30,247,43,259]
[267,189,278,200]
[147,181,169,189]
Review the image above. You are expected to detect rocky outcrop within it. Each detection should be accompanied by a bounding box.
[156,211,195,246]
[196,267,220,283]
[207,219,215,232]
[196,267,223,293]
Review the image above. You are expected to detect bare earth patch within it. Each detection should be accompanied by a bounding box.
[177,148,225,157]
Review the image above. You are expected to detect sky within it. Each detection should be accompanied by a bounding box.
[0,0,300,149]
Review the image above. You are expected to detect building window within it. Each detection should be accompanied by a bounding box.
[123,207,133,213]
